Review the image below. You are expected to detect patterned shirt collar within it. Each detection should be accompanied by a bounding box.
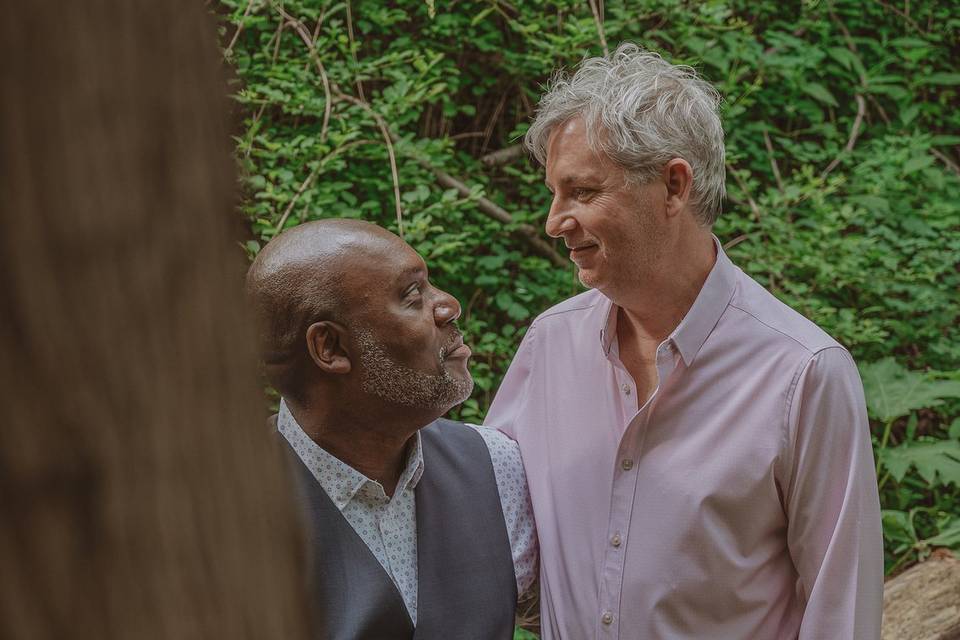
[599,235,737,366]
[277,399,424,510]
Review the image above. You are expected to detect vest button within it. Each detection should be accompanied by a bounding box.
[621,458,634,471]
[621,384,631,395]
[601,611,614,625]
[610,533,622,547]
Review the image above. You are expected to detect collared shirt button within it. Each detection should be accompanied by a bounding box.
[620,383,631,395]
[610,533,622,547]
[621,458,634,471]
[601,611,614,625]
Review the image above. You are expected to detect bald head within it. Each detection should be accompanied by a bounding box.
[246,219,402,401]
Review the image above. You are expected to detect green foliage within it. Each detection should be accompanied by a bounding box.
[220,0,960,582]
[863,358,960,572]
[862,358,960,423]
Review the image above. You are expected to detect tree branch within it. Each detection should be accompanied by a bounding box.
[762,130,784,193]
[931,147,960,177]
[273,4,331,144]
[333,89,406,239]
[424,164,567,268]
[224,0,258,58]
[481,144,525,167]
[587,0,610,57]
[821,9,868,179]
[820,94,866,179]
[273,3,566,264]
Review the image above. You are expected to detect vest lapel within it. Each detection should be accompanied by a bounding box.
[283,437,415,639]
[413,420,517,640]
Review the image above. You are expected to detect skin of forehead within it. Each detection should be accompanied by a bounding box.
[255,219,422,321]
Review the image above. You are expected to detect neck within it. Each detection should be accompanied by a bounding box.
[286,392,432,497]
[615,226,716,345]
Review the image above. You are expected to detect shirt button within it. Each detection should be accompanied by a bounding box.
[621,458,634,471]
[601,611,614,625]
[621,384,631,395]
[610,533,622,547]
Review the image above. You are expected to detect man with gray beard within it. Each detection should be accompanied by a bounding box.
[246,219,536,640]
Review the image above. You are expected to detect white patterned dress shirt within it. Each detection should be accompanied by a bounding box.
[277,401,537,624]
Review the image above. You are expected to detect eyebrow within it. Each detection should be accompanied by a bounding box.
[392,264,427,287]
[545,174,604,189]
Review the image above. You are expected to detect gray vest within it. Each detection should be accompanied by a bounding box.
[285,418,518,640]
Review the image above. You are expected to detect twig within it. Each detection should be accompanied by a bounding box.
[820,94,866,179]
[875,0,925,34]
[344,1,365,101]
[333,90,405,239]
[723,234,750,251]
[303,7,326,73]
[225,0,258,57]
[423,164,567,268]
[271,16,284,64]
[931,148,960,177]
[821,9,868,179]
[587,0,609,57]
[449,131,486,141]
[482,91,509,152]
[274,4,564,261]
[729,166,762,222]
[762,130,784,193]
[275,167,321,234]
[273,3,332,143]
[273,139,376,234]
[481,144,526,167]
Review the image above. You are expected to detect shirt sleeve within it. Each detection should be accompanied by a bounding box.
[467,423,539,598]
[483,322,537,440]
[782,347,884,639]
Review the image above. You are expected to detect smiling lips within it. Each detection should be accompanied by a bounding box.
[568,243,599,261]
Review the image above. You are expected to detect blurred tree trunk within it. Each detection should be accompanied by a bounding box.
[0,2,310,639]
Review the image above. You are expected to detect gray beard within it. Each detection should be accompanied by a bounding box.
[354,328,474,410]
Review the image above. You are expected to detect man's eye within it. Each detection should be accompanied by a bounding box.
[405,284,422,298]
[573,188,593,199]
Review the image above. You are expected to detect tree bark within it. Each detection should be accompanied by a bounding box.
[883,551,960,640]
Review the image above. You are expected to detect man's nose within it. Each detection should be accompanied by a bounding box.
[433,290,462,326]
[544,195,577,238]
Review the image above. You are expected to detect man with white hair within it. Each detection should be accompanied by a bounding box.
[485,44,882,638]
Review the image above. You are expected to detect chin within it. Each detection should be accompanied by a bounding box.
[576,268,604,290]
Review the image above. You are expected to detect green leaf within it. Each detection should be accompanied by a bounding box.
[826,46,855,71]
[926,519,960,548]
[949,418,960,441]
[860,358,960,421]
[900,104,920,126]
[903,155,935,175]
[848,195,890,214]
[881,509,915,545]
[931,135,960,146]
[918,73,960,86]
[880,440,960,486]
[801,82,838,107]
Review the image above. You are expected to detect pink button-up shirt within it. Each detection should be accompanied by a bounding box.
[485,241,883,639]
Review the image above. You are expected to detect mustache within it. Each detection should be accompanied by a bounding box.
[438,329,465,361]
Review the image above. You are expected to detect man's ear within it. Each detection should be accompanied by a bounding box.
[663,158,693,218]
[305,321,352,375]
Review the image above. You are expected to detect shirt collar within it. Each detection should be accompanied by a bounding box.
[276,400,425,510]
[598,235,737,367]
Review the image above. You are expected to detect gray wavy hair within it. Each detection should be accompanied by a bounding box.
[525,43,726,226]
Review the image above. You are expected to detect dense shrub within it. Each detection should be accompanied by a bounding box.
[220,0,959,577]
